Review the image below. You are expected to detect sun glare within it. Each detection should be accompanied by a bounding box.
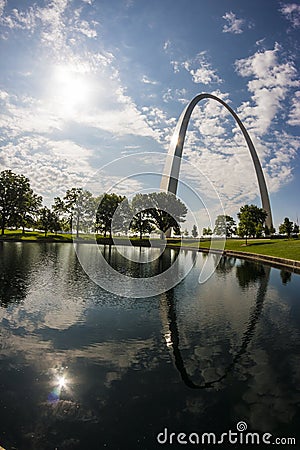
[57,375,67,389]
[47,367,72,404]
[51,64,91,116]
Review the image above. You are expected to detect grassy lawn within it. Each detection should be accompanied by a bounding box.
[0,229,74,241]
[1,230,299,261]
[177,238,300,261]
[0,230,151,242]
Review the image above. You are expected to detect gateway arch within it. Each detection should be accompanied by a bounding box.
[160,93,273,230]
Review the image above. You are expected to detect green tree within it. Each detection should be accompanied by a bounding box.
[255,223,264,238]
[62,188,95,238]
[264,224,276,236]
[191,224,198,238]
[52,214,62,235]
[173,226,181,237]
[237,205,268,242]
[202,227,212,236]
[96,193,127,238]
[293,223,299,235]
[16,191,42,233]
[237,210,255,245]
[0,170,35,235]
[146,192,187,235]
[38,207,59,237]
[61,189,78,233]
[279,217,294,238]
[53,196,66,223]
[214,215,236,237]
[112,196,131,235]
[130,194,154,239]
[74,189,95,236]
[130,215,154,238]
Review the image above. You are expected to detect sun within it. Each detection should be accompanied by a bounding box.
[51,64,91,117]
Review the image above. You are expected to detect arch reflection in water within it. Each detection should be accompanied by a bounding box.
[160,256,271,389]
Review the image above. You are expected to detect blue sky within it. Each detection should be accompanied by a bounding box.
[0,0,299,231]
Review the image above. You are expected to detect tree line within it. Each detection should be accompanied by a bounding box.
[0,170,187,237]
[0,169,298,240]
[202,207,268,242]
[201,206,298,243]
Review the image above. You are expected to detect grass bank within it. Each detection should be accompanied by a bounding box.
[171,238,300,262]
[0,230,299,262]
[0,230,74,242]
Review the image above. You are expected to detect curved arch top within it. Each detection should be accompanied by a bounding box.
[160,93,273,230]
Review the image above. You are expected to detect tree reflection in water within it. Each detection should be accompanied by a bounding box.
[280,269,292,285]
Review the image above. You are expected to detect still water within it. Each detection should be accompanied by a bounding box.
[0,242,299,449]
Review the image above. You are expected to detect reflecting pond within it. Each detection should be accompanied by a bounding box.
[0,242,299,449]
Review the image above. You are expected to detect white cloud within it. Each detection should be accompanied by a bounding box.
[288,90,300,125]
[162,88,188,104]
[0,133,145,203]
[75,19,97,38]
[0,92,61,136]
[1,6,36,31]
[264,132,299,192]
[0,89,8,100]
[0,80,158,173]
[80,106,158,138]
[188,91,231,138]
[0,0,98,53]
[280,3,300,28]
[189,66,220,85]
[163,39,171,52]
[0,0,5,17]
[36,0,98,52]
[141,75,158,85]
[170,60,180,73]
[255,38,266,47]
[235,43,299,135]
[172,52,222,85]
[141,105,176,145]
[0,136,91,203]
[222,12,245,34]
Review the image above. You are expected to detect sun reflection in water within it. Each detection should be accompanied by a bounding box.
[57,375,67,389]
[47,367,71,404]
[164,331,173,347]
